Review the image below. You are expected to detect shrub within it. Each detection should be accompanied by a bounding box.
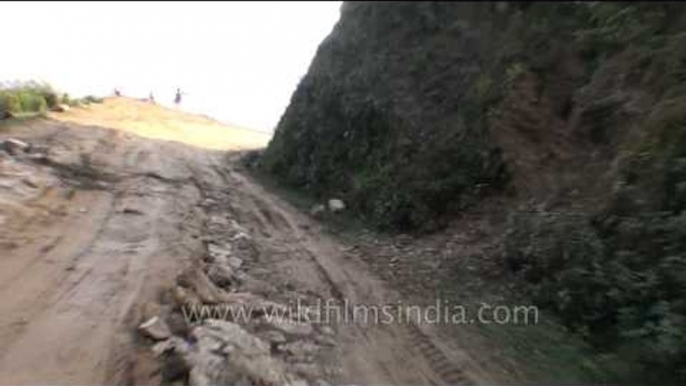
[504,207,686,382]
[0,81,63,115]
[41,89,60,109]
[17,91,47,113]
[0,91,21,115]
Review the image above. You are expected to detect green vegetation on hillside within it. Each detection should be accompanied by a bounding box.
[0,80,104,118]
[0,81,58,116]
[261,2,686,383]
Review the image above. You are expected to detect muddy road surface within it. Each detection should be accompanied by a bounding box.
[0,99,494,385]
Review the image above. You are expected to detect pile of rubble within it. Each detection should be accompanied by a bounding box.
[138,193,339,386]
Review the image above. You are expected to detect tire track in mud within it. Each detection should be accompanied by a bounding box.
[406,323,471,385]
[218,162,479,385]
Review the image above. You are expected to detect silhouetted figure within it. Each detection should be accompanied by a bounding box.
[149,92,155,103]
[114,88,121,97]
[174,88,182,105]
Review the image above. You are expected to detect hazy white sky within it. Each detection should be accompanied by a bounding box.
[0,1,342,132]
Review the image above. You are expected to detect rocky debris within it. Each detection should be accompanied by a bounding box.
[184,320,304,386]
[144,191,338,386]
[327,199,346,213]
[199,319,270,356]
[177,268,229,304]
[139,316,172,341]
[0,138,30,156]
[261,317,314,337]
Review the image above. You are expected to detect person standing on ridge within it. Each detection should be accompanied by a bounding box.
[174,88,183,106]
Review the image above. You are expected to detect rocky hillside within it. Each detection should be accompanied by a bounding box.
[262,2,686,382]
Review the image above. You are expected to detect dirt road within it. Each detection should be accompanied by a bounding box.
[0,99,493,385]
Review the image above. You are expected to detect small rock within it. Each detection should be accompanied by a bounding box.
[327,199,345,213]
[208,243,232,263]
[199,319,271,356]
[141,301,163,321]
[206,264,235,288]
[171,285,201,308]
[319,326,334,336]
[278,341,320,359]
[151,337,190,357]
[202,198,217,207]
[310,204,326,217]
[227,256,244,269]
[52,104,70,112]
[233,232,253,250]
[79,208,88,214]
[263,318,314,337]
[1,139,30,155]
[314,335,336,347]
[176,268,228,304]
[261,330,287,344]
[93,181,109,189]
[139,316,172,341]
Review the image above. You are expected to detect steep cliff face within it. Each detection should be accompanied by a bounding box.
[264,2,514,231]
[264,2,685,228]
[262,2,686,381]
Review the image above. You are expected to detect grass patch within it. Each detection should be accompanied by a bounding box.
[474,315,629,384]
